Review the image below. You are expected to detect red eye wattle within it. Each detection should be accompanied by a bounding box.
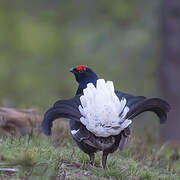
[76,65,87,71]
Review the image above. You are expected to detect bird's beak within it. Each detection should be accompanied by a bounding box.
[69,68,74,73]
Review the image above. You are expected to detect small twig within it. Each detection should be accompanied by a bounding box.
[0,168,19,173]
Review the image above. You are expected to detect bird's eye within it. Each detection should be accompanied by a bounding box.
[78,69,85,73]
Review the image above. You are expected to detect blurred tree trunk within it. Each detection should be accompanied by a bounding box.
[159,0,180,140]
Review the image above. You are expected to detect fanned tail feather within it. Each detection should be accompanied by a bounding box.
[42,85,170,137]
[42,97,81,136]
[126,98,170,123]
[78,79,132,137]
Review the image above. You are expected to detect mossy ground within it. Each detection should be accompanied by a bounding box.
[0,133,180,180]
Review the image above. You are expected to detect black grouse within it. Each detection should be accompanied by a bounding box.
[42,65,170,169]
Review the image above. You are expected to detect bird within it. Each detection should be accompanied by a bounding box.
[41,65,170,169]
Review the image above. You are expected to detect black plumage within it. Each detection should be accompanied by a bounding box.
[42,65,170,169]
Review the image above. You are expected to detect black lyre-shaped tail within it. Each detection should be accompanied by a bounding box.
[115,91,170,123]
[126,98,170,123]
[42,95,82,136]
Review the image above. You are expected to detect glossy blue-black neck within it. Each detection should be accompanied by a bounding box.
[76,76,98,95]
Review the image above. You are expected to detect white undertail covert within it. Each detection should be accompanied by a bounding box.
[78,79,132,137]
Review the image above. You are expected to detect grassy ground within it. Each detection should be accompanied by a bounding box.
[0,133,180,180]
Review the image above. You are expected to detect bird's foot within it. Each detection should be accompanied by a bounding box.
[89,153,95,166]
[102,152,108,169]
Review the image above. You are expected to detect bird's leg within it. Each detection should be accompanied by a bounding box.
[89,153,95,166]
[102,152,108,169]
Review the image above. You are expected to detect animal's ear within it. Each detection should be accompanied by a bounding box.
[41,95,82,136]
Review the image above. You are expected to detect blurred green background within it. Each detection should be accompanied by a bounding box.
[0,0,161,131]
[0,0,159,106]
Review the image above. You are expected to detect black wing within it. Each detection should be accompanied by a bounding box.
[42,95,82,136]
[115,91,170,123]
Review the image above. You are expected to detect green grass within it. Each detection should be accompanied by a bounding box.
[0,135,180,180]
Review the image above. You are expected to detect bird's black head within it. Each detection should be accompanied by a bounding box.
[70,65,98,84]
[70,65,98,94]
